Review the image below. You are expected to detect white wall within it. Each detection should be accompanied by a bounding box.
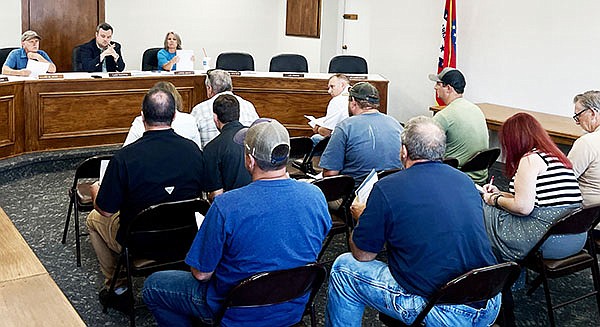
[0,1,21,47]
[4,1,600,122]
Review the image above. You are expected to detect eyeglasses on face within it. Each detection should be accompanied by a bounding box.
[573,107,591,123]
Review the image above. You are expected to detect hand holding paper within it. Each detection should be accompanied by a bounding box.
[25,59,50,76]
[176,50,194,71]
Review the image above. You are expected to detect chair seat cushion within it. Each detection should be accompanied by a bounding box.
[76,182,94,204]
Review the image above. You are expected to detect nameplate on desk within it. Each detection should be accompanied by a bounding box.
[38,74,64,80]
[227,71,242,76]
[174,70,194,75]
[283,73,305,78]
[0,77,8,82]
[109,72,132,77]
[348,75,368,80]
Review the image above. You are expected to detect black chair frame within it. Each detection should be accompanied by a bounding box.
[311,175,355,261]
[379,262,521,327]
[519,206,600,327]
[292,136,330,176]
[62,154,113,266]
[269,53,308,73]
[216,52,254,71]
[0,47,18,67]
[328,55,368,74]
[288,136,315,178]
[213,263,327,327]
[460,148,501,173]
[141,47,162,71]
[104,197,211,327]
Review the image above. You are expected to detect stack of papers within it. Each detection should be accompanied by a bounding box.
[355,169,378,203]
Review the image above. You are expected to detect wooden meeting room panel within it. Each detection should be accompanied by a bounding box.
[232,75,388,136]
[0,82,24,159]
[23,76,202,152]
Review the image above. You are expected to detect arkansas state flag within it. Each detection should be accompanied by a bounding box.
[436,0,457,105]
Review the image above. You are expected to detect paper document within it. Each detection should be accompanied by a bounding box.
[176,50,194,71]
[99,160,109,184]
[26,59,50,76]
[475,183,485,194]
[355,169,379,203]
[304,115,317,128]
[195,212,205,229]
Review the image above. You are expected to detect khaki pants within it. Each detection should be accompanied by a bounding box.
[86,209,126,289]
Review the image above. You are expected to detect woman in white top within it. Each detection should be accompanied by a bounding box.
[123,81,201,149]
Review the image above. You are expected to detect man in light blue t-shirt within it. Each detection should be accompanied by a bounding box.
[2,30,56,77]
[320,82,403,187]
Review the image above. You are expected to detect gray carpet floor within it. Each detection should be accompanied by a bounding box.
[0,161,599,326]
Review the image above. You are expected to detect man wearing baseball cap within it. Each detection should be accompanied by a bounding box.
[320,81,403,187]
[143,118,332,326]
[429,67,489,184]
[2,30,56,76]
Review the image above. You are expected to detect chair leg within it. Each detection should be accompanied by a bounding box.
[540,269,556,327]
[105,255,123,313]
[317,234,334,261]
[526,274,543,296]
[125,249,136,327]
[61,193,75,244]
[588,234,600,316]
[74,204,82,267]
[309,304,316,327]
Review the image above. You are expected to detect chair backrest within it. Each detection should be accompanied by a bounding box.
[377,168,403,180]
[269,54,308,72]
[72,154,114,186]
[216,52,255,71]
[289,136,313,159]
[311,175,355,204]
[443,157,459,168]
[460,148,501,173]
[125,198,211,261]
[0,47,19,67]
[328,55,368,74]
[142,47,162,71]
[521,206,600,264]
[71,45,83,72]
[218,263,327,323]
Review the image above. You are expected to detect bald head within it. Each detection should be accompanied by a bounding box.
[142,89,175,127]
[401,116,446,161]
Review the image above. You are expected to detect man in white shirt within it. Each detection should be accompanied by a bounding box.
[191,69,259,149]
[310,74,350,145]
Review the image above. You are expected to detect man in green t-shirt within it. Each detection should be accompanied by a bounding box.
[429,68,489,184]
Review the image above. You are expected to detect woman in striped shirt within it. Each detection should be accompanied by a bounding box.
[482,113,582,262]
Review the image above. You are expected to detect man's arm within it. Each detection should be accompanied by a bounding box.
[208,189,223,202]
[349,231,377,261]
[191,267,214,281]
[322,169,339,177]
[90,181,115,218]
[2,65,30,76]
[113,43,125,72]
[28,51,56,73]
[312,125,333,137]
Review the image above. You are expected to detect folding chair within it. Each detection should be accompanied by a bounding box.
[519,206,600,327]
[291,136,330,176]
[61,154,113,266]
[311,175,355,261]
[460,148,501,175]
[288,136,314,179]
[213,263,327,327]
[104,197,211,327]
[379,262,521,326]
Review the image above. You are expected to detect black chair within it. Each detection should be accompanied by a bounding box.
[328,55,368,74]
[61,154,113,267]
[211,263,326,327]
[288,136,314,178]
[519,206,600,327]
[104,197,211,327]
[442,157,459,168]
[311,175,355,261]
[292,136,330,176]
[141,47,161,71]
[71,44,84,71]
[0,47,18,67]
[269,54,308,73]
[460,148,501,174]
[377,168,403,180]
[216,52,254,71]
[379,262,521,327]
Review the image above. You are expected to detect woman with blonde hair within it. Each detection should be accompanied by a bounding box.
[157,31,183,71]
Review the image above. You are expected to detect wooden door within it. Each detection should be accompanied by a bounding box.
[22,0,105,72]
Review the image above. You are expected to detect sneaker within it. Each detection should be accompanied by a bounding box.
[99,288,132,314]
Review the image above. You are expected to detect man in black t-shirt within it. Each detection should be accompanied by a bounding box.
[86,87,205,311]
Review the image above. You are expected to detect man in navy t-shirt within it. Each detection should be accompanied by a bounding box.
[325,116,500,327]
[143,118,331,326]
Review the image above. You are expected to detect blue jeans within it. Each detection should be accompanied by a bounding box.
[325,253,501,327]
[142,270,214,327]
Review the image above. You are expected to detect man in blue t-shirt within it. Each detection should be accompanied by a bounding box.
[143,118,332,326]
[319,82,403,187]
[325,116,500,327]
[2,30,56,76]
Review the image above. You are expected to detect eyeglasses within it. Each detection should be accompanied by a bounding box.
[573,107,591,123]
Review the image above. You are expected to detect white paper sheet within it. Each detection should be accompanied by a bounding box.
[195,212,205,229]
[355,169,378,203]
[99,160,109,184]
[176,50,194,71]
[26,59,50,76]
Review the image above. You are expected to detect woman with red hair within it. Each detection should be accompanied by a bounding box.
[482,113,582,261]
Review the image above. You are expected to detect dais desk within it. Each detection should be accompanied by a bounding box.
[430,102,583,146]
[0,72,388,160]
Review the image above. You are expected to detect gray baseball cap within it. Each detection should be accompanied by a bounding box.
[21,30,42,42]
[349,82,380,104]
[234,118,290,165]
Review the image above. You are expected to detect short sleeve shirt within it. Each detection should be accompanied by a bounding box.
[3,48,53,70]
